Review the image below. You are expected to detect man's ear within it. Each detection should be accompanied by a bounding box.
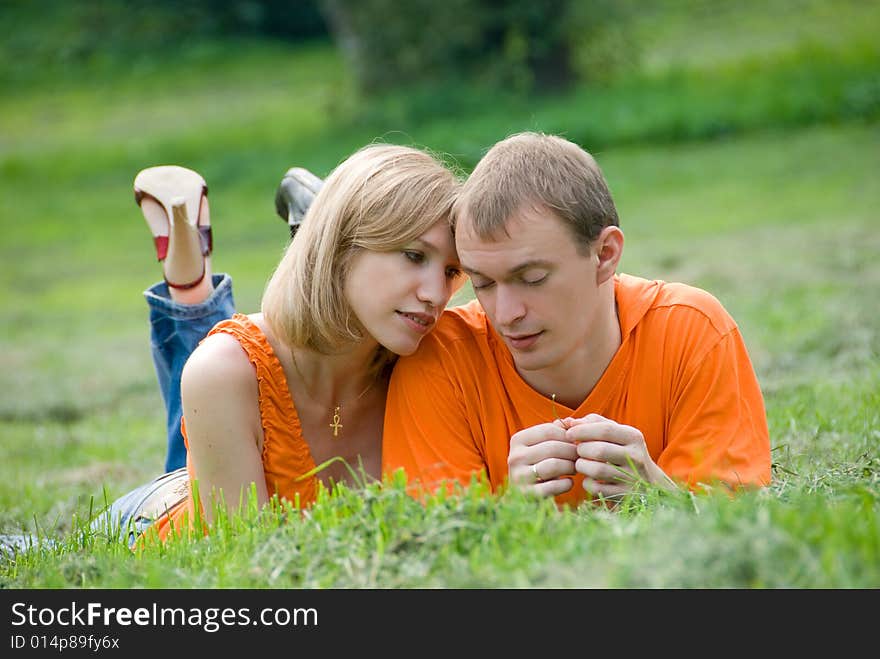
[595,226,624,285]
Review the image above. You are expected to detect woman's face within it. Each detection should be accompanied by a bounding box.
[344,219,465,356]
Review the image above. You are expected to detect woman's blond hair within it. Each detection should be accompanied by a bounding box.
[262,143,459,366]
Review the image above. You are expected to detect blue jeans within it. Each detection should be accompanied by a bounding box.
[146,273,236,472]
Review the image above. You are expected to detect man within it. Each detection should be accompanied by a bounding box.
[382,132,771,504]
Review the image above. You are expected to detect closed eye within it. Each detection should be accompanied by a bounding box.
[404,250,425,264]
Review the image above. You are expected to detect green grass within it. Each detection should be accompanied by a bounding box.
[4,478,878,588]
[1,1,878,587]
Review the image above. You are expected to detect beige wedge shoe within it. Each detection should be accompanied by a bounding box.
[134,165,212,289]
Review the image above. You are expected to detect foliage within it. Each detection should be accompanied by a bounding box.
[349,40,880,151]
[0,0,328,86]
[319,0,636,95]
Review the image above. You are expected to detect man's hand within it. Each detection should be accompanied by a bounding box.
[508,421,579,497]
[565,414,677,499]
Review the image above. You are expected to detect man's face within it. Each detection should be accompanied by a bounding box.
[456,203,604,375]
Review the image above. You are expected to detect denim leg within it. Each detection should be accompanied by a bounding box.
[145,274,236,472]
[2,467,190,557]
[91,467,190,547]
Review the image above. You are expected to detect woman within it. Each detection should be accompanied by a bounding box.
[104,143,465,546]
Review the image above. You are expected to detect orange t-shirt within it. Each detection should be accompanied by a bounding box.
[150,314,318,542]
[382,274,771,505]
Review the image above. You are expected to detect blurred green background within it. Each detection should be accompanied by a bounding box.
[1,0,878,539]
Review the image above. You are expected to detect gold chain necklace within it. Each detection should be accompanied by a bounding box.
[290,348,376,439]
[550,393,561,421]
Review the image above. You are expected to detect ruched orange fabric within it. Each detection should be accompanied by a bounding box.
[150,313,318,542]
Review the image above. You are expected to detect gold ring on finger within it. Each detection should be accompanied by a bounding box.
[532,463,543,483]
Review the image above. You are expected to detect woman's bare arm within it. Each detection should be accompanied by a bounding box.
[180,333,269,523]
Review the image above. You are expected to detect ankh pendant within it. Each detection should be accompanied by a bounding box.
[329,406,343,437]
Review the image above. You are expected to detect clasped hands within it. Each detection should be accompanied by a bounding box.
[508,414,676,500]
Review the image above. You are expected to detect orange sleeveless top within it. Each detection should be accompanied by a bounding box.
[150,313,318,542]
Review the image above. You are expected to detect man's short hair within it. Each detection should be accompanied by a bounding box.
[453,132,619,251]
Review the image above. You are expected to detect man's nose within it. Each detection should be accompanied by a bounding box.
[493,285,526,327]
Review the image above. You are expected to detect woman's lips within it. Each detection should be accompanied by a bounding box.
[398,311,434,335]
